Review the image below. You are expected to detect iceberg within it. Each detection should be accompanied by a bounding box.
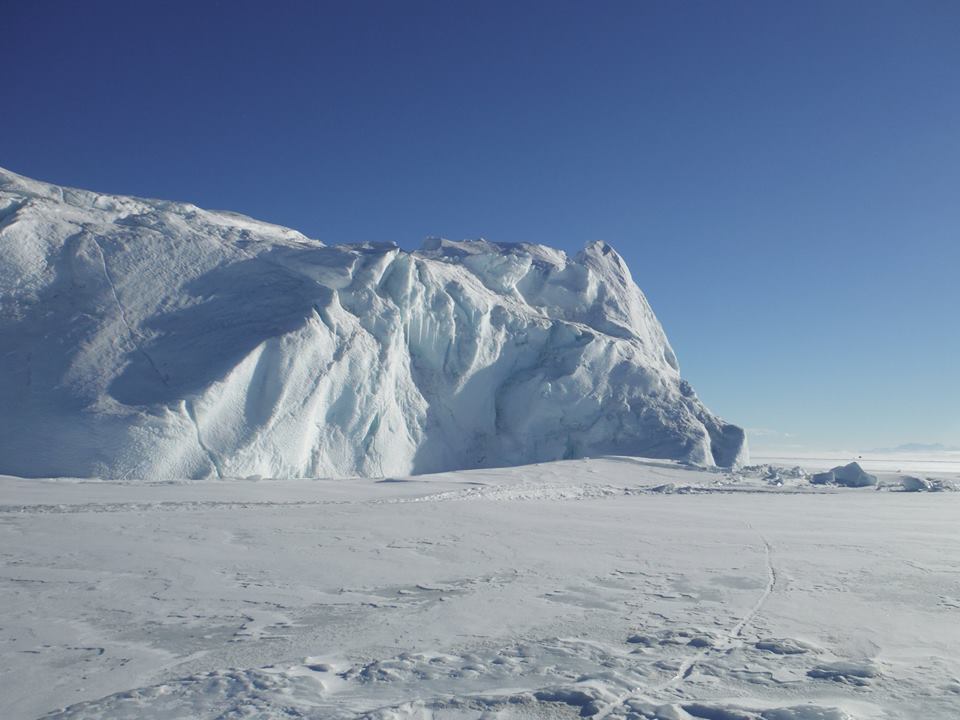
[0,168,747,479]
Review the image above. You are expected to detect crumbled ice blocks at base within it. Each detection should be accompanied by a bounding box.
[739,463,808,486]
[810,462,877,488]
[899,475,954,492]
[0,167,748,479]
[810,470,835,485]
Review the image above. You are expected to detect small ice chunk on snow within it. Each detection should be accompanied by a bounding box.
[810,462,877,488]
[901,475,932,492]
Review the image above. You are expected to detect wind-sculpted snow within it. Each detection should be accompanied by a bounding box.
[5,458,959,719]
[0,167,746,479]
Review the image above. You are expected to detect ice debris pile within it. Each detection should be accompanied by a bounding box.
[0,167,747,479]
[900,475,952,492]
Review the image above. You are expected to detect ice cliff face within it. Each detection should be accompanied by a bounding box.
[0,168,747,479]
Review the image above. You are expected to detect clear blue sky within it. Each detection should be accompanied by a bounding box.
[3,1,958,452]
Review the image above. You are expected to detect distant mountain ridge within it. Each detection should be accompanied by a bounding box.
[867,443,960,454]
[0,168,747,479]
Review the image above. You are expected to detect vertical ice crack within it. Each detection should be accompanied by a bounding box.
[89,232,169,390]
[184,399,224,479]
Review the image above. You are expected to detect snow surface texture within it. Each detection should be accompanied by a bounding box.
[3,457,959,719]
[0,167,746,480]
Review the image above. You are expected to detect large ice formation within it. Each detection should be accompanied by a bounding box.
[0,167,747,478]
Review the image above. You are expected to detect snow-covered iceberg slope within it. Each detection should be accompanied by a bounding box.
[0,167,747,479]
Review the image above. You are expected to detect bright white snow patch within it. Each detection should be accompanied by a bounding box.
[1,458,958,719]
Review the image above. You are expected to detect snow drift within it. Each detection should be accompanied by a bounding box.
[0,167,747,479]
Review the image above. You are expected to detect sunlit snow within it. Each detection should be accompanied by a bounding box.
[2,458,958,719]
[1,170,957,720]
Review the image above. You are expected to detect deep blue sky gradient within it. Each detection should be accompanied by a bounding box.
[3,1,958,450]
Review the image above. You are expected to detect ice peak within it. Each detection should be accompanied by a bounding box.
[582,239,618,256]
[577,240,629,274]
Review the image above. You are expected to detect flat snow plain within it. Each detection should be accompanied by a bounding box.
[2,457,959,719]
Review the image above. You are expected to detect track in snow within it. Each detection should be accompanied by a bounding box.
[663,531,777,690]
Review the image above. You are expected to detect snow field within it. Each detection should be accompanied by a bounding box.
[1,458,958,719]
